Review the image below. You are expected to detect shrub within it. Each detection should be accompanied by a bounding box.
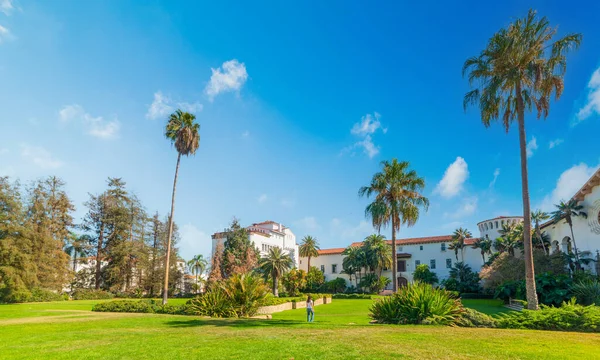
[369,282,464,325]
[221,273,269,317]
[459,293,493,299]
[282,269,307,297]
[497,299,600,332]
[72,289,114,300]
[332,293,372,299]
[495,273,573,306]
[304,267,325,292]
[571,280,600,306]
[360,274,390,294]
[441,262,481,294]
[321,278,347,294]
[261,293,303,306]
[188,289,236,318]
[413,264,439,285]
[92,300,154,313]
[29,288,68,302]
[456,308,497,328]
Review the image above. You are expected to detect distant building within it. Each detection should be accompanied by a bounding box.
[211,220,299,268]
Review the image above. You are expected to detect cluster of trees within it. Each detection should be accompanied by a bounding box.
[0,176,183,303]
[341,234,393,293]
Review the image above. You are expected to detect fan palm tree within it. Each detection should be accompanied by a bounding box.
[463,9,581,310]
[471,236,493,264]
[299,235,320,270]
[260,247,293,297]
[163,109,200,305]
[451,227,472,262]
[187,254,208,294]
[359,159,429,292]
[531,210,550,255]
[551,199,588,267]
[343,246,362,288]
[363,234,393,277]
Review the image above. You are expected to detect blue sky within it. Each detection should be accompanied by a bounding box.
[1,1,600,260]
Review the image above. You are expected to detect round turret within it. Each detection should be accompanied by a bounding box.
[476,216,523,241]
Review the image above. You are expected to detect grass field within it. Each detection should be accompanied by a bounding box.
[1,298,600,359]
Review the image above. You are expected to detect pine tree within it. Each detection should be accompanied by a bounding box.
[222,218,258,277]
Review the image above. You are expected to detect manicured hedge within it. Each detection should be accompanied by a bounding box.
[92,299,192,315]
[332,294,372,299]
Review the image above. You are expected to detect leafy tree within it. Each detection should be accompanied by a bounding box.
[187,254,208,294]
[259,247,293,296]
[531,210,550,255]
[305,266,325,292]
[471,236,493,264]
[359,159,429,291]
[163,109,200,304]
[282,268,307,296]
[207,241,224,286]
[413,264,438,285]
[359,273,390,294]
[222,218,259,277]
[551,199,588,267]
[342,246,363,289]
[362,234,392,277]
[442,262,480,294]
[299,235,319,270]
[463,9,581,309]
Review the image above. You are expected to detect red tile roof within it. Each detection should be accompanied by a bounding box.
[317,248,345,255]
[350,235,454,247]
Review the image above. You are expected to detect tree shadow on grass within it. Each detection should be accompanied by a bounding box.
[165,318,307,328]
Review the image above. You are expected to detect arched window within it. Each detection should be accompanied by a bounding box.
[484,223,488,230]
[495,221,499,228]
[489,222,493,229]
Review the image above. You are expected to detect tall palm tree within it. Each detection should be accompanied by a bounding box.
[359,159,429,292]
[471,237,493,264]
[363,234,393,277]
[451,228,472,262]
[187,254,208,294]
[531,210,550,255]
[299,235,319,270]
[551,200,588,267]
[163,109,200,305]
[65,233,90,272]
[343,246,362,288]
[463,9,581,310]
[259,247,293,297]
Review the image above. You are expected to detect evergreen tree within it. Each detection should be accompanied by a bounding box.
[222,218,259,277]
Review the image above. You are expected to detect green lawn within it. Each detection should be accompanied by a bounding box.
[461,298,513,316]
[1,299,599,359]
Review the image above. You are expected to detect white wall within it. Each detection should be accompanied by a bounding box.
[477,216,523,242]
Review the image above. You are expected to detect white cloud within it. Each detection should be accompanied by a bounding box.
[575,67,600,125]
[179,223,212,260]
[242,130,250,138]
[1,0,14,15]
[548,138,564,149]
[58,104,120,139]
[146,91,203,120]
[294,216,321,232]
[489,168,500,188]
[539,163,600,211]
[0,25,12,43]
[330,218,373,241]
[444,196,478,219]
[343,112,386,159]
[526,136,538,158]
[434,157,469,198]
[20,144,63,169]
[351,112,384,136]
[205,59,248,101]
[257,194,267,204]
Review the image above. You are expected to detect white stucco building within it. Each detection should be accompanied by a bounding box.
[300,168,600,289]
[211,220,300,268]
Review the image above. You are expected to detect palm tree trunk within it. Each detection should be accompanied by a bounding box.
[535,224,547,255]
[391,225,397,292]
[481,251,485,264]
[568,221,581,268]
[307,256,311,271]
[273,275,278,297]
[516,82,539,310]
[163,153,181,305]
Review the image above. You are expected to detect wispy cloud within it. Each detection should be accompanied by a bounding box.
[342,112,386,159]
[59,104,120,139]
[489,168,500,188]
[0,24,12,44]
[20,144,63,169]
[146,91,203,120]
[548,138,564,149]
[257,194,267,204]
[434,157,469,198]
[526,136,538,158]
[444,196,478,219]
[0,0,14,16]
[205,60,248,101]
[539,163,599,211]
[575,67,600,125]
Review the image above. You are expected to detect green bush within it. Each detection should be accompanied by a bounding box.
[29,288,68,302]
[92,300,154,313]
[369,282,464,325]
[304,267,325,292]
[261,294,304,306]
[188,288,236,318]
[497,299,600,332]
[495,273,573,306]
[441,262,481,294]
[360,274,391,294]
[571,280,600,306]
[413,264,439,285]
[456,308,497,328]
[320,278,347,294]
[332,293,372,299]
[459,293,493,299]
[72,289,114,300]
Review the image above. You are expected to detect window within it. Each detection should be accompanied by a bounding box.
[300,260,302,265]
[495,221,499,228]
[397,246,403,252]
[446,259,452,268]
[415,260,421,267]
[419,245,423,251]
[397,260,406,272]
[430,259,436,269]
[332,264,337,274]
[441,243,446,251]
[320,265,325,273]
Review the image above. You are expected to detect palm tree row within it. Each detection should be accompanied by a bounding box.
[341,234,393,291]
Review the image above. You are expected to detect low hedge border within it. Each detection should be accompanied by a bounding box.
[332,294,372,299]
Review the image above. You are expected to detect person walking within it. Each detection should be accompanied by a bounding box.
[306,295,314,322]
